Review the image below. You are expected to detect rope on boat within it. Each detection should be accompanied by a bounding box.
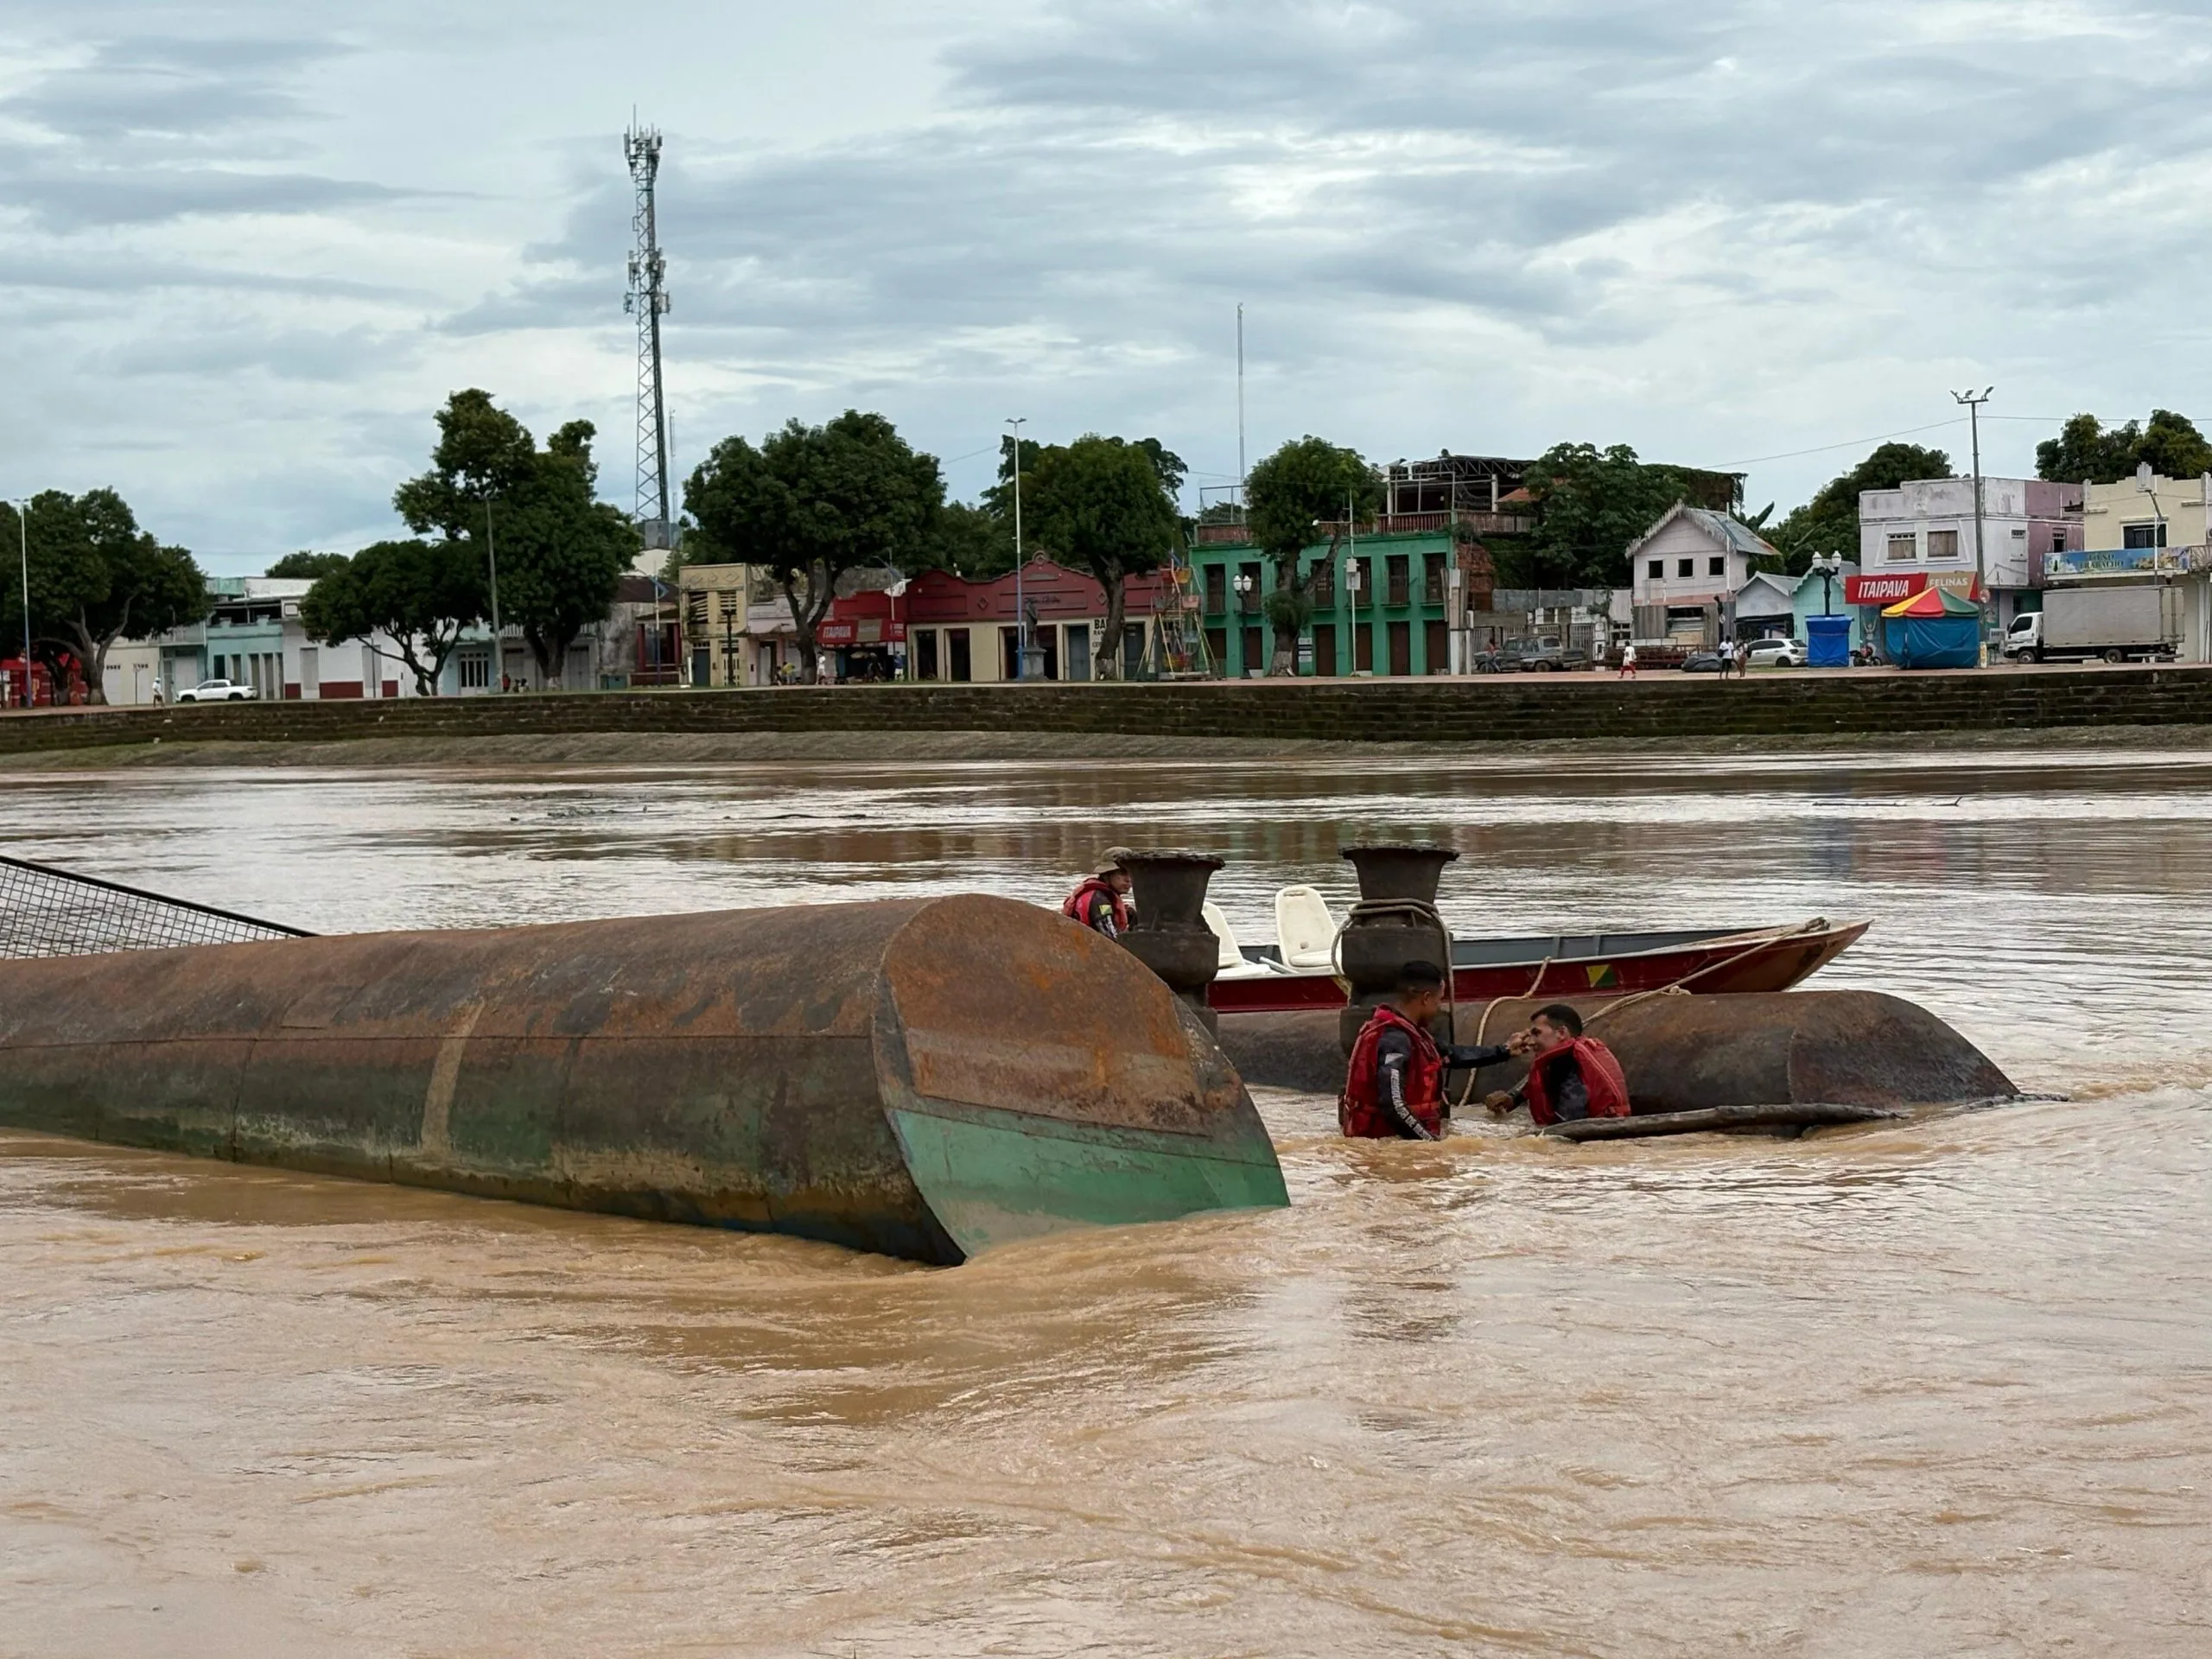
[1454,917,1834,1117]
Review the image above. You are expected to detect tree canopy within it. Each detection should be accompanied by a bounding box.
[1245,436,1382,672]
[1520,443,1699,588]
[684,410,943,683]
[2037,410,2212,485]
[1023,435,1181,677]
[266,550,351,581]
[0,490,206,703]
[300,538,486,696]
[392,391,636,685]
[1765,442,1953,575]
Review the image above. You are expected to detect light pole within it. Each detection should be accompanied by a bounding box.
[1345,555,1364,675]
[1007,417,1027,680]
[482,492,503,691]
[1952,386,1993,662]
[11,498,28,708]
[1813,553,1841,616]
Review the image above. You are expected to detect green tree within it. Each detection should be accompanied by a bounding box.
[0,490,206,704]
[2037,410,2212,485]
[393,391,637,686]
[1521,443,1695,588]
[684,410,944,683]
[1766,442,1954,574]
[300,538,486,696]
[266,550,351,581]
[917,499,1014,578]
[1245,436,1382,674]
[1024,435,1181,678]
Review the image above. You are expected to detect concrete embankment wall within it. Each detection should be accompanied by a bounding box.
[8,667,2212,756]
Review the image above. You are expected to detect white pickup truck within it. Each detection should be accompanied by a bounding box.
[2003,586,2180,664]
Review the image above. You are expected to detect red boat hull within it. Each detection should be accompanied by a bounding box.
[1205,920,1869,1015]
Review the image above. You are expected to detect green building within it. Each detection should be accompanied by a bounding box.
[1187,525,1460,677]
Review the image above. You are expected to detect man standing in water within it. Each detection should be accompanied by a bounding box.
[1341,962,1530,1141]
[1062,847,1136,940]
[1487,1003,1632,1125]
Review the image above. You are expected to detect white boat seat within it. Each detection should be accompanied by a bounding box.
[1275,884,1341,971]
[1205,902,1281,978]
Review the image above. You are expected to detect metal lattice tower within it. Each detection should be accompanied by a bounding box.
[624,122,672,550]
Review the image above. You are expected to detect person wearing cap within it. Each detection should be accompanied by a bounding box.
[1061,848,1136,940]
[1340,960,1530,1141]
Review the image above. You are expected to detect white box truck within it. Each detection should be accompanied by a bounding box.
[2002,585,2181,664]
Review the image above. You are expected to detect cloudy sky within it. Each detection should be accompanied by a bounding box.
[3,1,2208,572]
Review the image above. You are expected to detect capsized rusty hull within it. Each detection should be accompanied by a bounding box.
[1217,990,2016,1122]
[0,895,1287,1263]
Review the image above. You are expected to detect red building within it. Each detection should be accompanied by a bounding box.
[905,557,1173,682]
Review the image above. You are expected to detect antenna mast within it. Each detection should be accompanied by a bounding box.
[624,121,672,550]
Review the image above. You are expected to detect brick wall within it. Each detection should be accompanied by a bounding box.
[8,669,2212,756]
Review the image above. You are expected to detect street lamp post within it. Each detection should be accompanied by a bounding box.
[1952,386,1993,663]
[11,498,29,708]
[1813,553,1841,616]
[481,492,504,692]
[1007,417,1027,680]
[1345,556,1364,675]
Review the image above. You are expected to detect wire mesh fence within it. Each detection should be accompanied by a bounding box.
[0,854,314,958]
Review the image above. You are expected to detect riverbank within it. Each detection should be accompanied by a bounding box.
[12,721,2212,770]
[8,663,2212,764]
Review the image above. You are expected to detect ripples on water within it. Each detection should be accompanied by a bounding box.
[3,749,2209,1655]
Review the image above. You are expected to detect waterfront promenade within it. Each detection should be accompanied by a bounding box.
[6,662,2212,758]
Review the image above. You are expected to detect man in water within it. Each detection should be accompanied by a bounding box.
[1341,961,1531,1141]
[1061,847,1136,939]
[1487,1002,1632,1126]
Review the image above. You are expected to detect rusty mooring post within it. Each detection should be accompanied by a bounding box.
[1337,842,1459,1052]
[1116,849,1226,1033]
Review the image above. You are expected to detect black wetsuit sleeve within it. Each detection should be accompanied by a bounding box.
[1441,1043,1514,1069]
[1374,1028,1438,1141]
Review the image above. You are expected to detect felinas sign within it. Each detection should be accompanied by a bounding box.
[1843,569,1984,606]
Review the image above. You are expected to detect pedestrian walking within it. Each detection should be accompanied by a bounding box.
[1618,642,1637,680]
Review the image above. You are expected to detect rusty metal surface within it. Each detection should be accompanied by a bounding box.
[1218,990,2018,1114]
[0,894,1287,1263]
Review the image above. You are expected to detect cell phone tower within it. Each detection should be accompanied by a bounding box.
[624,121,672,550]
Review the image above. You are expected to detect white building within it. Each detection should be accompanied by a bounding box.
[1627,505,1782,643]
[1856,477,2082,632]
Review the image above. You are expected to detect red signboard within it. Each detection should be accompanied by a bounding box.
[1843,570,1982,605]
[816,620,906,646]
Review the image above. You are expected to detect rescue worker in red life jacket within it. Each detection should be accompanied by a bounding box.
[1061,847,1136,940]
[1485,1002,1632,1125]
[1341,961,1532,1141]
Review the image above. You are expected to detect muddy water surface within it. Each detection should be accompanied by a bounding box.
[3,749,2209,1655]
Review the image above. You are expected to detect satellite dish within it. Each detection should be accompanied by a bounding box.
[2137,461,2155,491]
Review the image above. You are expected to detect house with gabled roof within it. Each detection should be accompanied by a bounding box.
[1626,504,1783,645]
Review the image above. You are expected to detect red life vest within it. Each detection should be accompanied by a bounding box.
[1339,1005,1446,1139]
[1061,876,1129,936]
[1522,1036,1630,1126]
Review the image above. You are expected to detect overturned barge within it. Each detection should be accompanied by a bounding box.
[0,894,1287,1263]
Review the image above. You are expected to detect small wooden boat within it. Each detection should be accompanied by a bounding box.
[1204,911,1868,1014]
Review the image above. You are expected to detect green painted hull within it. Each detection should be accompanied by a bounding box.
[890,1102,1287,1256]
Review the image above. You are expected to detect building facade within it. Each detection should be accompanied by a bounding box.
[1186,526,1459,677]
[906,557,1171,683]
[1626,506,1782,645]
[1856,477,2082,634]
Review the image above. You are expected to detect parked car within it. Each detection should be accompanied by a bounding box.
[1504,637,1591,672]
[1745,638,1804,669]
[1468,647,1509,674]
[1681,650,1726,673]
[176,677,256,702]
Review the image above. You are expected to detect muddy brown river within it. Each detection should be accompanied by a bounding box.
[3,747,2209,1656]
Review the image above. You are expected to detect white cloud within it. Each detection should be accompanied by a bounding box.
[2,1,2209,568]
